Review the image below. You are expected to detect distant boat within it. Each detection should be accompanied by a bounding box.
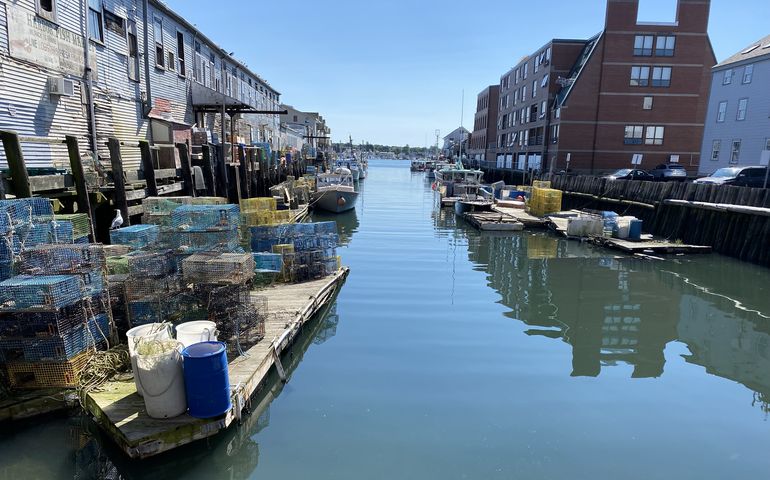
[312,168,358,213]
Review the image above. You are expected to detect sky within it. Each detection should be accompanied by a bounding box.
[166,0,769,147]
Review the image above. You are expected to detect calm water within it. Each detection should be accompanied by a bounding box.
[2,159,770,479]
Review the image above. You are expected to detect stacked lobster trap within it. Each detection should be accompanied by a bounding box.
[0,239,113,389]
[250,221,341,283]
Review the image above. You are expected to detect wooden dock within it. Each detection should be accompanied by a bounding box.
[491,205,547,228]
[592,237,712,255]
[0,389,77,423]
[463,211,524,232]
[84,268,349,459]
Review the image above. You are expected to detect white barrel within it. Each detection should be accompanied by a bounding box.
[126,323,171,397]
[176,321,218,348]
[135,340,187,419]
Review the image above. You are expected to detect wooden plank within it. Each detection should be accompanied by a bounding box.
[200,145,216,196]
[176,142,195,197]
[85,268,349,459]
[0,389,76,423]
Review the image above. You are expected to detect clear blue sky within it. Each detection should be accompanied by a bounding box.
[167,0,769,147]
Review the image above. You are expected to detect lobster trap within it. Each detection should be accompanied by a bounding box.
[0,198,54,231]
[5,349,93,389]
[181,252,255,285]
[54,213,92,241]
[18,244,106,276]
[170,205,240,232]
[110,225,160,250]
[0,275,85,311]
[126,250,177,278]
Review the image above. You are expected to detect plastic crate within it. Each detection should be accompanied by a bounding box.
[0,275,83,311]
[110,225,160,250]
[5,349,92,389]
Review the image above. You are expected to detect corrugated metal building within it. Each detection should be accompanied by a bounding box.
[0,0,282,173]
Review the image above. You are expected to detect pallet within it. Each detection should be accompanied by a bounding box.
[83,268,349,459]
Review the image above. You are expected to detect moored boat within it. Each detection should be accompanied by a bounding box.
[312,168,359,213]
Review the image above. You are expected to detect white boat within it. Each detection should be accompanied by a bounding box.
[312,168,359,213]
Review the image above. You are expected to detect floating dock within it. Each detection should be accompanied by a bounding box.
[84,268,349,459]
[463,212,524,232]
[0,389,77,423]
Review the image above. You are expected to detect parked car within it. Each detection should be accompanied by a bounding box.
[603,169,655,181]
[649,163,688,181]
[694,166,769,188]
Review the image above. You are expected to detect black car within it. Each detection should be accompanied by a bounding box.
[649,163,688,181]
[694,166,769,188]
[603,169,655,181]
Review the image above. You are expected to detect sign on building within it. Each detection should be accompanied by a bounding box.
[6,4,94,76]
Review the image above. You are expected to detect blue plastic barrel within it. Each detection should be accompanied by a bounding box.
[629,219,643,241]
[182,342,231,418]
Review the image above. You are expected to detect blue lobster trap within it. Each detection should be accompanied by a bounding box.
[110,224,160,250]
[0,294,108,338]
[0,198,54,231]
[170,205,240,232]
[253,253,283,272]
[18,245,106,275]
[0,275,83,311]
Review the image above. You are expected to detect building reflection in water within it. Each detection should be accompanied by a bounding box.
[463,228,770,409]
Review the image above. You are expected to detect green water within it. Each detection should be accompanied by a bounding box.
[3,159,770,479]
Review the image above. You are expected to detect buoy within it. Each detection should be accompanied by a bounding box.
[337,196,346,206]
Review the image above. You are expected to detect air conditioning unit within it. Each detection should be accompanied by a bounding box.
[49,77,75,97]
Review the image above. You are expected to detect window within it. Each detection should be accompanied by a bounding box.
[766,138,770,151]
[742,64,754,84]
[651,67,672,87]
[643,96,653,110]
[167,51,176,72]
[177,32,186,76]
[104,10,124,36]
[541,74,549,88]
[522,86,527,100]
[624,125,644,145]
[737,98,748,121]
[555,108,561,119]
[523,63,528,79]
[546,47,552,61]
[127,21,139,82]
[630,66,650,86]
[645,126,665,145]
[525,106,531,124]
[551,124,559,143]
[532,80,537,98]
[513,90,518,105]
[634,35,654,56]
[530,104,538,122]
[717,101,727,122]
[730,140,741,164]
[655,36,676,56]
[723,69,733,85]
[710,140,721,161]
[541,100,546,118]
[37,0,57,23]
[154,17,165,68]
[88,0,104,43]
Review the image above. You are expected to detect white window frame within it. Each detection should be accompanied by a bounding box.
[88,0,104,44]
[717,101,727,122]
[723,69,733,85]
[710,140,721,161]
[736,98,748,121]
[643,96,653,110]
[176,31,187,77]
[742,64,754,84]
[154,16,165,69]
[730,139,741,164]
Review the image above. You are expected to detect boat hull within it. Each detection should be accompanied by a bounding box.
[313,190,358,213]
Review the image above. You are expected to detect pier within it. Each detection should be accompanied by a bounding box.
[83,268,348,459]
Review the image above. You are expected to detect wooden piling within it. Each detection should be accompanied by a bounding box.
[200,144,215,196]
[65,135,96,240]
[176,142,195,197]
[107,137,129,226]
[0,130,32,198]
[238,144,249,199]
[138,140,158,197]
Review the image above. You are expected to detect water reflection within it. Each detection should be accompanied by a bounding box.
[462,224,770,407]
[310,208,359,246]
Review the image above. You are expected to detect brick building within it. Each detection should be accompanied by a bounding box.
[469,86,500,166]
[495,0,715,175]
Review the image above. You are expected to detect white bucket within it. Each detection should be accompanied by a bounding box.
[135,339,187,419]
[126,323,172,397]
[176,321,218,348]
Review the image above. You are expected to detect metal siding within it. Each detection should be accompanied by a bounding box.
[148,5,190,124]
[0,60,89,169]
[0,2,8,55]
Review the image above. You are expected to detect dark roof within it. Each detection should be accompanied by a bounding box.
[556,32,603,107]
[714,34,770,69]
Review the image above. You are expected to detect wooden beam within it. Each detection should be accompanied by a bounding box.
[176,142,195,197]
[238,144,249,199]
[0,130,32,198]
[0,172,6,200]
[200,145,215,196]
[663,199,770,217]
[65,136,96,240]
[139,141,158,197]
[107,137,130,226]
